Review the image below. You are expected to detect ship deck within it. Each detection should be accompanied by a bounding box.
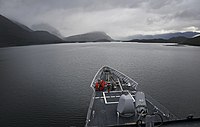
[86,66,177,127]
[88,91,171,126]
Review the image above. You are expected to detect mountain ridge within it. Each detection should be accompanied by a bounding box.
[125,32,200,40]
[64,31,113,42]
[124,35,200,46]
[182,36,200,46]
[0,14,62,47]
[31,23,63,38]
[1,14,199,47]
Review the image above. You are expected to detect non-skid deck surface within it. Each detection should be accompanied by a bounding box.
[88,91,171,126]
[87,67,174,126]
[88,91,137,126]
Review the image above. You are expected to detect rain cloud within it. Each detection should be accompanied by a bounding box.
[0,0,200,39]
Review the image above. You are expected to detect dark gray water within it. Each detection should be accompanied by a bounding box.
[0,42,200,127]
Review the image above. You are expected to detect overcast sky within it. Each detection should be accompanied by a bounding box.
[0,0,200,39]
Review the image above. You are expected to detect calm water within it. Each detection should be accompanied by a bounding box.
[0,42,200,127]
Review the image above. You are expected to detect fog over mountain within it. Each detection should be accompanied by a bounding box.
[31,23,63,38]
[0,14,62,47]
[0,0,200,40]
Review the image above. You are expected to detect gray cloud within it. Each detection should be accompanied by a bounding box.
[0,0,200,39]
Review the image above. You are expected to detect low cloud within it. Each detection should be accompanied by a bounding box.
[0,0,200,39]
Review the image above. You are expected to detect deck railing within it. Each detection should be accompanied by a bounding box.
[145,93,179,121]
[85,66,104,126]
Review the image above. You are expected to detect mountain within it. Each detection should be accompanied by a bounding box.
[126,32,200,40]
[64,31,113,42]
[168,36,188,43]
[125,38,170,43]
[12,20,33,32]
[125,35,200,46]
[182,36,200,46]
[0,14,62,47]
[31,23,63,38]
[125,36,189,43]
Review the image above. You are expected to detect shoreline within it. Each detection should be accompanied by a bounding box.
[1,41,199,48]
